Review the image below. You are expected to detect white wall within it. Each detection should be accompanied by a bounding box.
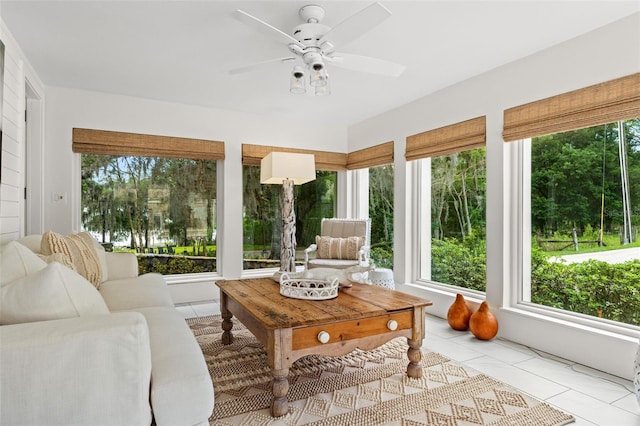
[0,20,45,244]
[349,13,640,379]
[42,87,348,283]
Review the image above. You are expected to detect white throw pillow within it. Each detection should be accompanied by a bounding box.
[0,241,47,288]
[0,262,110,325]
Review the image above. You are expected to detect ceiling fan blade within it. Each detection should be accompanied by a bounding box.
[319,2,391,49]
[330,53,405,77]
[229,57,296,75]
[234,10,304,49]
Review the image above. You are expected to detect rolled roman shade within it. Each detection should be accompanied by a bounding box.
[405,116,486,161]
[503,73,640,142]
[346,141,394,170]
[242,144,347,171]
[72,128,225,160]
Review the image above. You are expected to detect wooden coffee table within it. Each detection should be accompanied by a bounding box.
[216,277,432,417]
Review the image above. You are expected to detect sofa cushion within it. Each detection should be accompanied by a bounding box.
[105,252,139,281]
[0,241,47,288]
[99,273,173,311]
[92,239,109,283]
[0,312,153,426]
[41,231,103,288]
[0,262,110,325]
[307,258,360,269]
[16,234,44,254]
[316,235,365,260]
[134,307,214,426]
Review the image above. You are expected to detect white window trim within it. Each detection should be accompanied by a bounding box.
[417,159,431,282]
[344,168,368,219]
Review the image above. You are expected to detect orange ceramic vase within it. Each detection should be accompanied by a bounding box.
[469,301,499,340]
[447,293,472,331]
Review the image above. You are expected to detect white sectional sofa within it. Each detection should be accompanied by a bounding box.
[0,233,214,426]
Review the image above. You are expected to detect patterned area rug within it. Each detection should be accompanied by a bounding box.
[187,315,575,426]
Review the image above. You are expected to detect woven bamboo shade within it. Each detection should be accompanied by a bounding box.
[72,128,225,160]
[346,141,394,170]
[242,144,347,171]
[405,116,486,161]
[503,73,640,141]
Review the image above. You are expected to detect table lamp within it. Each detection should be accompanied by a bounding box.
[260,152,316,280]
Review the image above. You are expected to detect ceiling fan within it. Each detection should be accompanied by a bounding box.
[229,2,406,95]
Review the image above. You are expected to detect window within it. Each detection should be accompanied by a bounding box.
[407,116,487,292]
[74,128,224,276]
[522,119,640,326]
[242,165,336,271]
[347,141,395,268]
[418,148,487,291]
[368,164,394,269]
[81,155,218,274]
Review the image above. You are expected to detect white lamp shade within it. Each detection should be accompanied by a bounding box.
[260,152,316,185]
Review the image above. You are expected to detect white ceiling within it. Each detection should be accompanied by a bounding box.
[1,1,638,126]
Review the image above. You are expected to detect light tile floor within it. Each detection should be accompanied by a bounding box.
[176,300,640,426]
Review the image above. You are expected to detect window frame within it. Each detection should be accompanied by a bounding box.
[240,164,339,276]
[500,73,640,336]
[509,135,640,336]
[413,156,488,300]
[77,153,223,284]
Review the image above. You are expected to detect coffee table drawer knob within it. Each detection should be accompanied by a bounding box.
[317,331,330,344]
[387,320,398,331]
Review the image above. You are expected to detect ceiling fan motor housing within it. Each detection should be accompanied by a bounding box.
[293,23,330,47]
[299,5,325,23]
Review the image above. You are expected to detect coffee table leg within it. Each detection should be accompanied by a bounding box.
[220,293,234,345]
[271,368,289,417]
[406,339,423,378]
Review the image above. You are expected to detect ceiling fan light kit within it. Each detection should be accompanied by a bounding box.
[231,2,406,96]
[290,65,306,94]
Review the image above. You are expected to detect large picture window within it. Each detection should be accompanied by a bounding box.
[522,119,640,326]
[503,74,640,327]
[81,155,218,274]
[74,128,224,276]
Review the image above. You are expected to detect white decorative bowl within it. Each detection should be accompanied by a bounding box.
[279,273,339,300]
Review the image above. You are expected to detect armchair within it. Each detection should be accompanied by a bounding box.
[305,218,371,270]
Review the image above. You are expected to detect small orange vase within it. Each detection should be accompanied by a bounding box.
[469,301,499,340]
[447,293,472,331]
